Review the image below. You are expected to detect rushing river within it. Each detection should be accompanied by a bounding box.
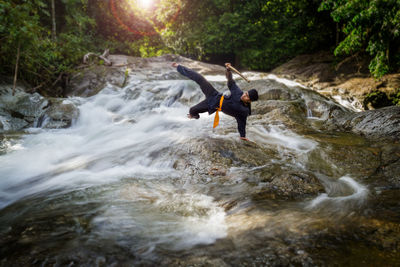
[1,61,399,266]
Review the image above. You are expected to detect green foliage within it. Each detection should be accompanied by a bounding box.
[138,37,172,58]
[2,0,399,97]
[389,89,400,106]
[162,0,334,70]
[320,0,400,77]
[0,0,98,95]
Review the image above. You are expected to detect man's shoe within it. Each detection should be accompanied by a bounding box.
[187,114,199,119]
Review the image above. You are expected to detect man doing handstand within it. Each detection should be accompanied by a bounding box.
[172,62,258,141]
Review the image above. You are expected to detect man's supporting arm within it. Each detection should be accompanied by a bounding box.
[236,116,248,140]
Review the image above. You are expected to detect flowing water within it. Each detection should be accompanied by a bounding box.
[1,64,399,266]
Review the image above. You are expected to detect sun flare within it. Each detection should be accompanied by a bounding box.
[138,0,153,9]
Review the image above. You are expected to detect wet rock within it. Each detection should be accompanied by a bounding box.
[0,84,80,131]
[307,139,380,178]
[329,106,400,141]
[67,65,127,97]
[0,85,48,132]
[254,172,324,200]
[0,112,29,132]
[376,143,400,186]
[38,99,80,129]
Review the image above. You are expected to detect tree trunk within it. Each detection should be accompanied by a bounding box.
[12,41,21,96]
[51,0,57,41]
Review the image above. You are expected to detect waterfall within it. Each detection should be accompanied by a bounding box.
[0,62,381,265]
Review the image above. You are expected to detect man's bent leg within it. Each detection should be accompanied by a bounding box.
[189,99,208,119]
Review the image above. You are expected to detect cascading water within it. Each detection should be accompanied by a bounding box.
[0,60,398,266]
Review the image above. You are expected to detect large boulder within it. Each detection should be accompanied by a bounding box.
[0,84,79,132]
[328,106,400,141]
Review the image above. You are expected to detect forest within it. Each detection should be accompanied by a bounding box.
[1,0,400,96]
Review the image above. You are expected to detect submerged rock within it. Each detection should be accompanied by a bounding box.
[254,171,324,200]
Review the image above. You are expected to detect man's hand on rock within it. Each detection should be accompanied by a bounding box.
[172,62,179,68]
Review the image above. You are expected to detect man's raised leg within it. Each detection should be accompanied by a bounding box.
[175,64,218,98]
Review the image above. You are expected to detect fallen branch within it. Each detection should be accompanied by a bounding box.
[30,82,45,93]
[51,72,63,87]
[83,49,112,66]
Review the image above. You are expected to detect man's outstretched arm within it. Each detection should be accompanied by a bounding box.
[225,63,242,95]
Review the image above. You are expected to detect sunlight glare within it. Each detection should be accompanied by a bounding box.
[138,0,153,9]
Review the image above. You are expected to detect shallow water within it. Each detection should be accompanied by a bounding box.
[1,65,399,266]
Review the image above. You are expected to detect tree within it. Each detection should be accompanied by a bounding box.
[320,0,400,77]
[51,0,56,41]
[0,0,98,95]
[162,0,334,70]
[0,0,46,94]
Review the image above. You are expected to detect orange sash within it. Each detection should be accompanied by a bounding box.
[213,95,224,128]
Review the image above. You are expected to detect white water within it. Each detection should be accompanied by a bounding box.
[307,176,369,210]
[0,76,230,251]
[251,124,317,154]
[332,95,363,112]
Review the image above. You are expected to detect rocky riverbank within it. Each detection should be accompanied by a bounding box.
[272,51,400,111]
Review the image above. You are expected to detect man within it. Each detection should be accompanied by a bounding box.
[172,62,258,141]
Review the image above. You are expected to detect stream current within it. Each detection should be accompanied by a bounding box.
[0,65,399,266]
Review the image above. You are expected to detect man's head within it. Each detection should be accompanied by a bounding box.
[241,89,258,103]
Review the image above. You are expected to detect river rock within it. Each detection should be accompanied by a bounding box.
[67,65,127,97]
[254,172,324,200]
[375,143,400,186]
[328,106,400,141]
[38,99,80,129]
[0,85,48,132]
[0,84,79,131]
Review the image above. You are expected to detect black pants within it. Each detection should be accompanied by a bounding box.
[189,72,218,119]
